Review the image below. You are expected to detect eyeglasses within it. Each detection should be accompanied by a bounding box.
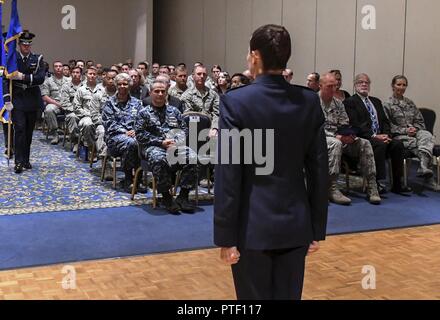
[356,81,370,85]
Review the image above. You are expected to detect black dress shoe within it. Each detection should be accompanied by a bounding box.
[391,185,412,194]
[14,163,24,174]
[23,163,32,170]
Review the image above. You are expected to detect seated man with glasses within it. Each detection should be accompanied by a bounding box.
[343,73,411,195]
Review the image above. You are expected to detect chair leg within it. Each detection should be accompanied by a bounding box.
[173,171,181,196]
[207,167,211,195]
[63,123,68,147]
[403,159,408,188]
[76,133,82,159]
[112,158,117,189]
[131,167,142,200]
[437,156,440,187]
[89,143,96,168]
[100,155,108,182]
[45,119,50,140]
[344,162,350,193]
[152,176,157,209]
[195,172,199,206]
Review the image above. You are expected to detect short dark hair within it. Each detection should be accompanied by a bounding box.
[231,73,250,86]
[250,24,291,71]
[138,62,148,69]
[392,75,408,86]
[211,65,222,72]
[311,72,320,82]
[71,66,82,73]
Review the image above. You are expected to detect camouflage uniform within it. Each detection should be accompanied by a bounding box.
[41,76,68,132]
[135,104,198,194]
[73,84,107,154]
[102,95,143,175]
[186,75,216,91]
[168,85,187,100]
[181,86,220,129]
[321,97,376,178]
[384,96,434,159]
[60,80,82,138]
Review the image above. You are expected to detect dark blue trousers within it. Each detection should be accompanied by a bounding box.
[231,245,309,300]
[12,109,37,165]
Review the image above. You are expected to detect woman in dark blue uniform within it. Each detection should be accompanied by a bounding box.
[214,24,329,300]
[3,30,45,173]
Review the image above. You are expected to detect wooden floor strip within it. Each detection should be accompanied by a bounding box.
[1,225,440,300]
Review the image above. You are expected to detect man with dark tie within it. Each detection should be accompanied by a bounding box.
[343,73,411,194]
[3,30,46,173]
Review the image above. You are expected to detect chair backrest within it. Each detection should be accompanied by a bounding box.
[182,112,212,152]
[420,108,436,134]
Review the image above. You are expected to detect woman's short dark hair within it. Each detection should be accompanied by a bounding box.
[392,75,408,86]
[231,73,251,86]
[250,24,291,71]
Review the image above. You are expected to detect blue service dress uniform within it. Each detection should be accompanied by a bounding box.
[3,52,46,168]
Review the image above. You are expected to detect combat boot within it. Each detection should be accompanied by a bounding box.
[423,177,440,192]
[418,152,433,178]
[161,192,181,215]
[366,176,381,205]
[329,175,351,205]
[175,188,196,213]
[50,131,60,145]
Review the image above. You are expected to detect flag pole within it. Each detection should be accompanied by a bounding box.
[7,79,12,166]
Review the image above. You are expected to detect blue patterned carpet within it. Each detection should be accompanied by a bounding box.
[0,130,153,215]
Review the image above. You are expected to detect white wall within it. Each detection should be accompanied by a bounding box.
[2,0,153,67]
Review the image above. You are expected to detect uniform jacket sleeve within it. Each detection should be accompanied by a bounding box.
[73,89,91,119]
[102,100,127,137]
[210,92,220,130]
[411,101,427,131]
[60,84,73,112]
[213,94,242,247]
[304,95,329,241]
[383,102,408,136]
[23,55,46,86]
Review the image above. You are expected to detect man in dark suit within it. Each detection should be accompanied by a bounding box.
[3,30,45,174]
[214,24,329,300]
[343,73,411,194]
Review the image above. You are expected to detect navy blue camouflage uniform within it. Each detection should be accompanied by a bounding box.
[102,95,142,177]
[135,104,198,193]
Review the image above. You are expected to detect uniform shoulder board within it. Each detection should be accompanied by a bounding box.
[292,84,316,92]
[226,83,251,93]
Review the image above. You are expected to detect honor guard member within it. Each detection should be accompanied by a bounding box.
[3,30,45,174]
